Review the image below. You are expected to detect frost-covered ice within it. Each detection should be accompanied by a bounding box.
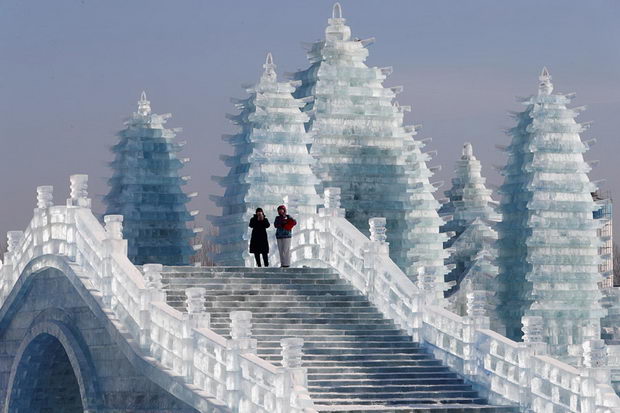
[104,92,198,266]
[210,53,321,265]
[496,68,605,355]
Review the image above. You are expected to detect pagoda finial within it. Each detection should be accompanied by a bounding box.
[333,2,343,19]
[261,52,277,83]
[462,142,474,159]
[538,66,553,96]
[137,90,151,116]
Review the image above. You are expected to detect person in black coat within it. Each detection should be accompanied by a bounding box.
[249,208,270,267]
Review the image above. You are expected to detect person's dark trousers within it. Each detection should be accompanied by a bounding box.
[254,253,269,267]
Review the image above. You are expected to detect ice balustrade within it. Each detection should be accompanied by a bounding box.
[289,187,620,413]
[0,175,316,413]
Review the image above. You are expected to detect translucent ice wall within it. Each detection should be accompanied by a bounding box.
[104,92,198,266]
[210,53,321,265]
[292,3,447,298]
[440,143,501,297]
[496,68,605,356]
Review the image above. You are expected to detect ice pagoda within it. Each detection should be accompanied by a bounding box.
[496,68,605,355]
[210,53,321,266]
[445,218,502,332]
[440,143,501,297]
[104,92,199,266]
[292,3,447,295]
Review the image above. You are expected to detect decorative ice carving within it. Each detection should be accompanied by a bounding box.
[210,53,321,265]
[496,68,605,356]
[104,92,199,266]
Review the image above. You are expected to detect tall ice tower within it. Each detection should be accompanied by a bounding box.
[104,92,199,266]
[292,3,447,296]
[210,53,321,266]
[497,69,605,355]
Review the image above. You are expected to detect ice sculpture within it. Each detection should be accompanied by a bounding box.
[440,143,501,297]
[496,68,605,356]
[210,53,321,266]
[104,92,199,266]
[292,3,447,297]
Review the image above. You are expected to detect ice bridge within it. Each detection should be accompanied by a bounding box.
[0,175,619,413]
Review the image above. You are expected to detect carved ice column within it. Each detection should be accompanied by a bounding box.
[102,215,127,307]
[138,263,166,351]
[522,316,547,355]
[33,186,53,251]
[65,174,91,260]
[366,217,389,295]
[227,311,256,409]
[67,174,91,208]
[319,187,345,218]
[0,231,24,302]
[461,291,489,381]
[182,287,209,383]
[582,339,610,408]
[518,315,547,409]
[278,338,314,411]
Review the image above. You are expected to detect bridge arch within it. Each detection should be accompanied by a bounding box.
[0,255,207,413]
[4,317,102,413]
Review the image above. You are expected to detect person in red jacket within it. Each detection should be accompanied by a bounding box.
[273,205,296,267]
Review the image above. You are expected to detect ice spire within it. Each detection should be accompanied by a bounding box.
[538,66,553,96]
[104,93,199,266]
[496,71,605,357]
[292,4,448,299]
[261,52,277,83]
[210,53,321,266]
[137,90,151,116]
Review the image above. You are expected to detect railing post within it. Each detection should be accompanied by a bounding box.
[182,287,209,383]
[278,337,314,411]
[581,339,610,412]
[519,315,546,410]
[67,174,91,208]
[227,311,256,410]
[3,231,24,297]
[102,215,127,308]
[139,264,166,352]
[462,291,488,382]
[33,186,54,251]
[65,174,90,261]
[319,187,345,218]
[366,217,389,295]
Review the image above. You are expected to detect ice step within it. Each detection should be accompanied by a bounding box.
[161,266,513,410]
[314,405,519,412]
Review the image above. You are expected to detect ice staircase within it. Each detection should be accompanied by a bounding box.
[161,266,518,412]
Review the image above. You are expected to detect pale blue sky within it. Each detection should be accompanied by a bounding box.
[1,0,619,236]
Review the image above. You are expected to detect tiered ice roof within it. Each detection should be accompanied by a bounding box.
[292,4,447,296]
[440,143,501,296]
[104,92,199,266]
[496,68,605,355]
[210,53,321,265]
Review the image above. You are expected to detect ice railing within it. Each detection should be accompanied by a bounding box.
[290,187,620,413]
[0,176,316,413]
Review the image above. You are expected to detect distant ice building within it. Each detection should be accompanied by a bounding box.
[593,191,614,286]
[210,53,321,266]
[292,3,447,298]
[496,68,605,358]
[439,143,501,296]
[104,92,199,266]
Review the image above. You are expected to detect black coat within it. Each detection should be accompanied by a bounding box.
[249,215,270,253]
